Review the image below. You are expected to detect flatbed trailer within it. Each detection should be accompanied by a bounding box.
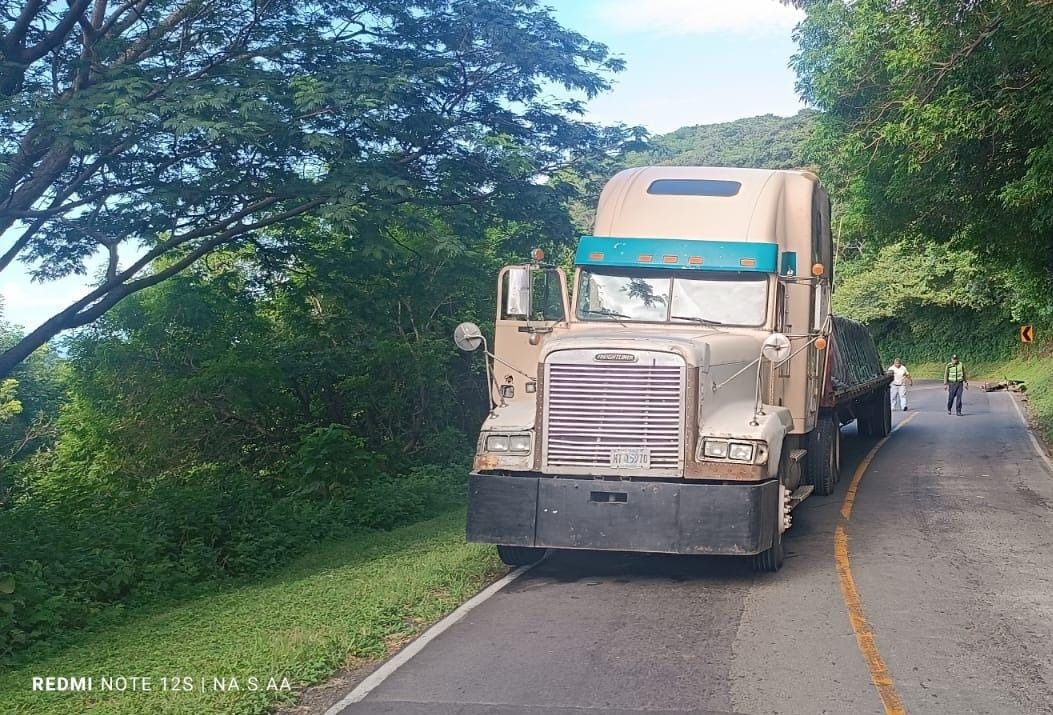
[825,315,893,437]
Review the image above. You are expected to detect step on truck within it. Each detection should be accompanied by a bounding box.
[454,167,891,571]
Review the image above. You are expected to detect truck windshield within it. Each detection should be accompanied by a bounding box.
[576,268,768,327]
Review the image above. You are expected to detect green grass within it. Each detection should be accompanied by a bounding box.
[0,510,503,715]
[904,360,1007,380]
[973,355,1053,445]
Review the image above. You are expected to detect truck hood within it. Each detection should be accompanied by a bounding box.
[540,327,763,371]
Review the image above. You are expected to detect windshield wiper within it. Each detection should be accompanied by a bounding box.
[671,315,725,326]
[582,309,631,320]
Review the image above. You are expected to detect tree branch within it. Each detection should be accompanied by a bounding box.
[22,0,93,64]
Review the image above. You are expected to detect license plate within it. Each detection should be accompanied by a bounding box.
[610,448,650,468]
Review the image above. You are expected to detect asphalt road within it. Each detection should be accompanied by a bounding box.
[337,382,1053,714]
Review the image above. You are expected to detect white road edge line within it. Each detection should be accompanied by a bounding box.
[323,560,537,714]
[1004,389,1053,474]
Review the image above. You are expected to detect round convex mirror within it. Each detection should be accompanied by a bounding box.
[453,322,484,352]
[761,333,791,363]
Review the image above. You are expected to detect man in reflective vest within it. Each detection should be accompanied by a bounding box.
[944,354,968,415]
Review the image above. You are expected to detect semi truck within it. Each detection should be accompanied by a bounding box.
[453,167,891,571]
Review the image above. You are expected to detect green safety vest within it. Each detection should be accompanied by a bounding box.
[946,363,965,383]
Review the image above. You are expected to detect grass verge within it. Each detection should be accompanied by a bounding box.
[0,509,503,715]
[974,356,1053,447]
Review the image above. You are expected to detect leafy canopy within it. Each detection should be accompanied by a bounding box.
[0,0,629,376]
[791,0,1053,321]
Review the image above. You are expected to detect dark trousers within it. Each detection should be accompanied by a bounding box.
[947,381,964,413]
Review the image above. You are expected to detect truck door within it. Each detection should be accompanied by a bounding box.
[494,265,569,400]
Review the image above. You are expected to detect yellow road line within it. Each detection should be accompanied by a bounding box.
[841,413,916,520]
[836,412,916,715]
[835,527,906,714]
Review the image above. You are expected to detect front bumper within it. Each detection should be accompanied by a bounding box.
[467,473,779,556]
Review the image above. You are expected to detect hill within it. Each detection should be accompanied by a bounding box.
[626,110,817,169]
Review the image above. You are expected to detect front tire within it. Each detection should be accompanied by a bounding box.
[807,413,841,496]
[752,500,784,572]
[497,545,546,567]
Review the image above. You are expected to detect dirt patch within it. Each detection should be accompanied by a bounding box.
[274,656,379,715]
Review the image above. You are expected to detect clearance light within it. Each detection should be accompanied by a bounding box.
[815,337,828,350]
[589,252,604,261]
[811,262,825,276]
[688,256,704,265]
[531,247,545,262]
[638,254,653,263]
[663,255,678,264]
[740,258,757,267]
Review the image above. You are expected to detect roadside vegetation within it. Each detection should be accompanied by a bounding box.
[0,510,502,715]
[0,0,636,672]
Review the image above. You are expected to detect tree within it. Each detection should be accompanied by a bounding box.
[0,317,63,506]
[0,0,628,377]
[791,0,1053,321]
[0,379,19,422]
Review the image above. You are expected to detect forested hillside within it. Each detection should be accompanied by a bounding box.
[625,110,817,170]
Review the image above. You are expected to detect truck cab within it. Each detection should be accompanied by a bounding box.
[458,167,887,572]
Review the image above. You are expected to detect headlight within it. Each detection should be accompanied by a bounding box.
[728,442,754,462]
[703,440,728,458]
[508,434,531,452]
[485,435,509,452]
[485,433,531,453]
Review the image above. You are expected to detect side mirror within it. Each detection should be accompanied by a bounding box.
[453,322,485,352]
[504,267,531,316]
[761,333,791,363]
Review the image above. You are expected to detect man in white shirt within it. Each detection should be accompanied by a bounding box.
[888,358,912,411]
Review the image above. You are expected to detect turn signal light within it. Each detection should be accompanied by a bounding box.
[815,336,828,350]
[531,248,545,262]
[811,262,825,276]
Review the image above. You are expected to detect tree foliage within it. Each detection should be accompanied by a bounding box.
[625,110,817,170]
[0,319,62,505]
[0,0,628,376]
[792,0,1053,322]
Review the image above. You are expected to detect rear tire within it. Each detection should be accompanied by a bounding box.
[497,545,546,567]
[874,387,892,437]
[806,414,840,496]
[857,402,874,437]
[857,389,891,438]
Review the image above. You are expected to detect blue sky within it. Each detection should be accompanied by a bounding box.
[1,0,806,332]
[549,0,807,132]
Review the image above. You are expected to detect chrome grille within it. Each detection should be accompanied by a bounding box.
[544,353,685,470]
